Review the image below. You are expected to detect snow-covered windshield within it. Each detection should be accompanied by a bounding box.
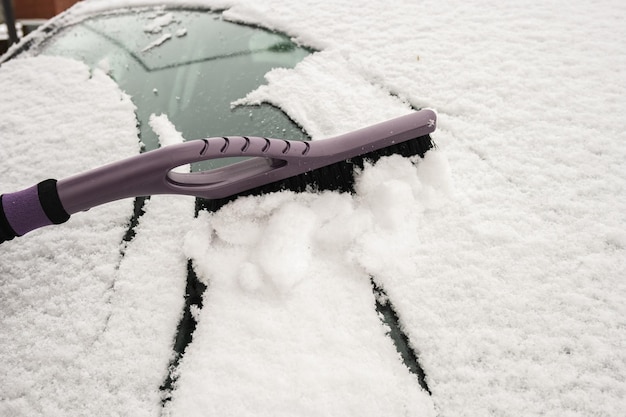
[2,1,624,416]
[37,8,310,169]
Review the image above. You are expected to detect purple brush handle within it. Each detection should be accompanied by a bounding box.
[0,109,436,242]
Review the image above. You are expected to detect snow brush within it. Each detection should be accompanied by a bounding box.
[0,109,436,243]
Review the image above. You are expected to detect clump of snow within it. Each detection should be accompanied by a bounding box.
[141,33,172,52]
[143,11,175,33]
[166,153,447,416]
[150,113,185,146]
[150,113,189,172]
[139,9,182,53]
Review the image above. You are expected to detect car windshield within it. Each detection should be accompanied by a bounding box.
[36,7,311,170]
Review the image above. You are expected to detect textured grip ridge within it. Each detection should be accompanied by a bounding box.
[0,179,70,244]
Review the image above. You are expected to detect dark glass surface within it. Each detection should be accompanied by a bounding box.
[39,8,311,170]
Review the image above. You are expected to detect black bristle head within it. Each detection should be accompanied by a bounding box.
[197,134,434,213]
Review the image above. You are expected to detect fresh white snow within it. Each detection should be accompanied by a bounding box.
[142,33,173,52]
[167,154,447,416]
[1,0,625,416]
[143,11,176,33]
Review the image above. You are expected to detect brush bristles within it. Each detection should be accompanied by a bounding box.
[198,134,435,213]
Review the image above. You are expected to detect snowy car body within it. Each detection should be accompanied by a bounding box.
[0,2,433,415]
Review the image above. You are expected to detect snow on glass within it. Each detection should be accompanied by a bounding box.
[1,0,625,416]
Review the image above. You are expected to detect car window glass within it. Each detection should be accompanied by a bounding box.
[39,8,311,170]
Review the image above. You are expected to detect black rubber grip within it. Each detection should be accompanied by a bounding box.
[38,179,70,225]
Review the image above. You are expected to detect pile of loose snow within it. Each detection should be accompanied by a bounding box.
[1,0,625,416]
[167,153,448,416]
